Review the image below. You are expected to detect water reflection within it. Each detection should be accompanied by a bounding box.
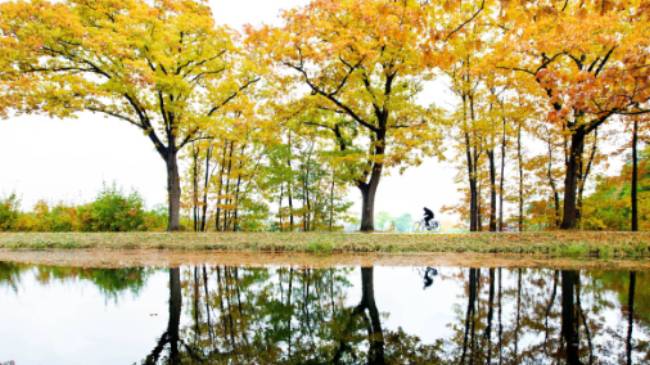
[0,263,648,364]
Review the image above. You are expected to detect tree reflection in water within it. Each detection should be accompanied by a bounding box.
[0,262,648,364]
[133,266,649,365]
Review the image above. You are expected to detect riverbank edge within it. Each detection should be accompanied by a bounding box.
[0,231,649,258]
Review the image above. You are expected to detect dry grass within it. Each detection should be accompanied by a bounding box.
[0,231,649,258]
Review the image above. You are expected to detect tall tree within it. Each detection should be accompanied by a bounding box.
[248,0,477,231]
[0,0,258,230]
[496,0,650,229]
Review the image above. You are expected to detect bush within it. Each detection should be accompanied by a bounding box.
[79,185,146,232]
[142,205,168,231]
[0,194,20,230]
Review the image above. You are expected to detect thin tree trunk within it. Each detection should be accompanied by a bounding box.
[329,168,335,231]
[304,148,312,231]
[287,133,295,231]
[215,142,227,231]
[477,181,483,231]
[278,185,284,231]
[191,145,200,232]
[232,144,245,232]
[488,150,497,231]
[223,141,234,232]
[499,117,507,231]
[517,122,524,232]
[200,144,212,232]
[632,119,639,231]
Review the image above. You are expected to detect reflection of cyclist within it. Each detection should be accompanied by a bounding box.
[423,207,434,228]
[423,267,438,289]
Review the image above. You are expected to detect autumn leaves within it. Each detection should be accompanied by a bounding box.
[0,0,648,231]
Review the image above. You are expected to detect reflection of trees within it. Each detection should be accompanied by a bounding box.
[447,267,649,365]
[0,262,149,298]
[145,268,182,365]
[560,270,581,365]
[4,262,645,364]
[141,265,445,365]
[133,265,650,365]
[0,262,28,291]
[333,267,385,365]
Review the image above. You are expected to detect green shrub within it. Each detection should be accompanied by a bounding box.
[142,205,168,231]
[79,185,146,232]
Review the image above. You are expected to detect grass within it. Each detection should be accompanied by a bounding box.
[0,231,649,258]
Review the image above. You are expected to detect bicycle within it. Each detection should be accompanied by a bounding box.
[412,219,440,232]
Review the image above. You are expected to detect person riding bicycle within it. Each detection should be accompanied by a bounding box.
[423,207,434,228]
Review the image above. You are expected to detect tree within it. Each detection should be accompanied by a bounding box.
[496,1,650,229]
[0,0,258,230]
[249,0,452,231]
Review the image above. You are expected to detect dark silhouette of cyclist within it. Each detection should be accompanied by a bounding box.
[423,207,434,228]
[423,267,438,289]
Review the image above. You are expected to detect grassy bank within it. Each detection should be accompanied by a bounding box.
[0,231,649,258]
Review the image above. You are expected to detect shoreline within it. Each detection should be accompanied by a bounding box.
[2,248,650,270]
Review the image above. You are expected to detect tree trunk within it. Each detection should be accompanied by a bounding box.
[166,150,182,231]
[499,117,507,231]
[358,130,384,232]
[469,176,478,231]
[278,185,284,231]
[488,150,497,232]
[632,119,639,231]
[359,178,379,232]
[477,182,483,231]
[465,130,479,232]
[200,144,212,232]
[561,128,586,229]
[329,169,335,231]
[517,122,524,232]
[223,141,234,232]
[215,142,227,231]
[191,145,200,232]
[577,129,598,228]
[287,134,295,231]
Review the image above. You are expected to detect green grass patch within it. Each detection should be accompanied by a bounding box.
[0,231,649,258]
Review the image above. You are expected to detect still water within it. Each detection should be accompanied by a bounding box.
[0,262,648,365]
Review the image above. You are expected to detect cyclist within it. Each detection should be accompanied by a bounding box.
[423,207,434,228]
